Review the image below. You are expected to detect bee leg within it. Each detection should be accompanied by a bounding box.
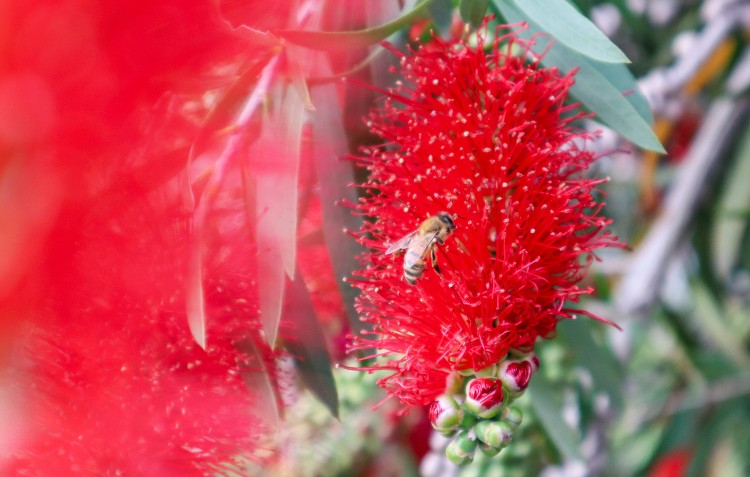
[431,247,441,276]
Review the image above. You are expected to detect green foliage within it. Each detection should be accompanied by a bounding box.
[459,0,491,28]
[494,0,665,152]
[508,0,630,63]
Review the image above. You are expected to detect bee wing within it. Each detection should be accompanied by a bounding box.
[385,231,418,255]
[403,231,438,268]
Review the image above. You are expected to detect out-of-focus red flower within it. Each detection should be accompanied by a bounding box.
[0,0,255,309]
[350,26,619,408]
[2,165,274,477]
[0,1,285,475]
[648,447,692,477]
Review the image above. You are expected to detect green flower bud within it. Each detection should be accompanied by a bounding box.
[475,420,513,449]
[478,441,502,457]
[445,431,477,465]
[459,408,478,430]
[503,406,523,429]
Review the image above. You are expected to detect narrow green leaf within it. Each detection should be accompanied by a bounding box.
[253,83,305,347]
[286,45,315,111]
[184,55,281,350]
[282,271,339,419]
[556,319,624,410]
[691,283,750,367]
[188,49,277,167]
[274,0,431,51]
[712,119,750,280]
[185,250,207,350]
[309,68,370,340]
[686,404,747,477]
[527,374,584,461]
[459,0,491,28]
[611,422,667,476]
[495,0,665,153]
[591,60,654,126]
[428,0,455,34]
[508,0,629,64]
[235,335,282,426]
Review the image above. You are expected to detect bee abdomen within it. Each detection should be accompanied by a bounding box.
[404,260,425,285]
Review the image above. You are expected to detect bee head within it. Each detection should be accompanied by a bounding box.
[437,211,456,231]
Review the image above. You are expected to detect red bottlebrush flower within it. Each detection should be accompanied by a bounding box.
[350,25,620,408]
[465,378,505,419]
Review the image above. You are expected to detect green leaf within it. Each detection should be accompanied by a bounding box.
[185,249,207,350]
[495,0,665,153]
[274,0,431,51]
[188,49,278,168]
[508,0,629,64]
[253,83,305,347]
[428,0,455,34]
[590,59,654,126]
[309,68,370,342]
[282,272,339,419]
[527,374,584,462]
[459,0,491,28]
[691,282,750,368]
[611,422,667,476]
[235,335,283,426]
[686,403,747,477]
[556,319,624,410]
[712,118,750,280]
[184,53,281,350]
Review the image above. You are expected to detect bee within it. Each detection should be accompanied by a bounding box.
[385,212,457,285]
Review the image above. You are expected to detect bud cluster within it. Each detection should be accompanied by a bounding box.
[428,352,539,465]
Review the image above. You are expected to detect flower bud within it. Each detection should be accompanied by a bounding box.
[498,359,534,395]
[478,441,502,457]
[508,350,540,373]
[474,420,513,449]
[502,406,523,429]
[429,395,463,435]
[464,378,505,419]
[527,354,540,373]
[475,364,497,378]
[444,372,465,395]
[459,409,477,430]
[445,431,477,466]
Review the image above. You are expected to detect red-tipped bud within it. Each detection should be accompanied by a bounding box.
[527,354,540,373]
[429,395,463,435]
[498,359,534,395]
[465,378,504,419]
[445,431,477,466]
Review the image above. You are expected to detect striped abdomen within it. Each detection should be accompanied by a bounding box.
[403,258,426,285]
